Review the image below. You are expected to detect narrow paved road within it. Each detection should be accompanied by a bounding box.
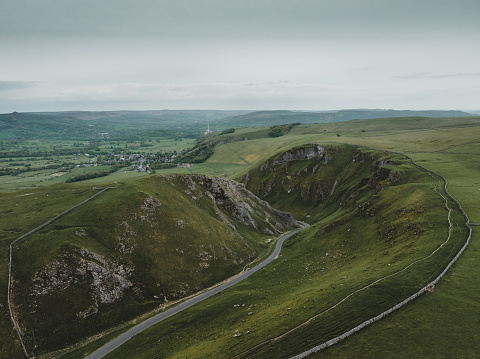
[85,222,309,359]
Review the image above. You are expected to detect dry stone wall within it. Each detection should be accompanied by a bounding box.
[8,188,110,359]
[290,150,472,359]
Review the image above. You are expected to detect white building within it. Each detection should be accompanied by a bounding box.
[204,123,213,136]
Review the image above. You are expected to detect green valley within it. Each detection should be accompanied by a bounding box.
[1,111,479,358]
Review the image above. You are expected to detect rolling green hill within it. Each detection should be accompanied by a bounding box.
[0,112,94,140]
[6,175,297,357]
[1,109,472,140]
[174,115,480,174]
[1,114,479,358]
[0,110,249,140]
[211,109,472,129]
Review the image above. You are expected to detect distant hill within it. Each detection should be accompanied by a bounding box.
[0,110,250,140]
[212,109,473,129]
[0,109,472,140]
[0,112,89,139]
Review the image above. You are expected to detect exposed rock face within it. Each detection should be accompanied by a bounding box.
[352,149,366,164]
[258,146,336,177]
[141,196,162,212]
[243,145,405,219]
[31,258,75,295]
[388,171,402,183]
[139,195,162,221]
[271,145,327,166]
[180,175,197,194]
[31,248,132,318]
[369,158,401,192]
[194,175,299,233]
[376,159,396,167]
[116,221,137,254]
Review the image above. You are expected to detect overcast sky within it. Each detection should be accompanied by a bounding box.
[1,0,479,113]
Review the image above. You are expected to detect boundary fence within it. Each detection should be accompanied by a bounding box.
[7,187,110,359]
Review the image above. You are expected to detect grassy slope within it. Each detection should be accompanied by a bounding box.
[250,118,480,358]
[199,126,320,178]
[8,175,295,357]
[188,116,480,179]
[87,143,466,359]
[0,185,100,358]
[303,122,480,357]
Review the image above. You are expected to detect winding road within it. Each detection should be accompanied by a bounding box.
[85,221,310,359]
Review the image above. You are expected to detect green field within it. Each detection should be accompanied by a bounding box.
[0,136,198,192]
[1,115,479,358]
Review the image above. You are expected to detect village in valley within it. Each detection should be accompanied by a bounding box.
[93,124,215,173]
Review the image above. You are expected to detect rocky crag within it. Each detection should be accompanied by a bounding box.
[241,145,405,221]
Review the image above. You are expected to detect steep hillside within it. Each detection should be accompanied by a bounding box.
[10,175,297,356]
[240,144,404,221]
[87,144,467,359]
[0,186,102,358]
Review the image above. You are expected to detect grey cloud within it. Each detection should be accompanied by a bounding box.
[1,1,479,112]
[396,72,433,79]
[0,81,41,92]
[1,0,479,39]
[397,72,480,80]
[429,73,480,79]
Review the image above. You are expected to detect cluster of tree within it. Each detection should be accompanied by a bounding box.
[0,145,107,158]
[65,165,120,183]
[149,163,176,170]
[220,128,235,135]
[0,163,66,176]
[0,167,27,176]
[0,148,79,158]
[174,143,215,163]
[268,122,301,137]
